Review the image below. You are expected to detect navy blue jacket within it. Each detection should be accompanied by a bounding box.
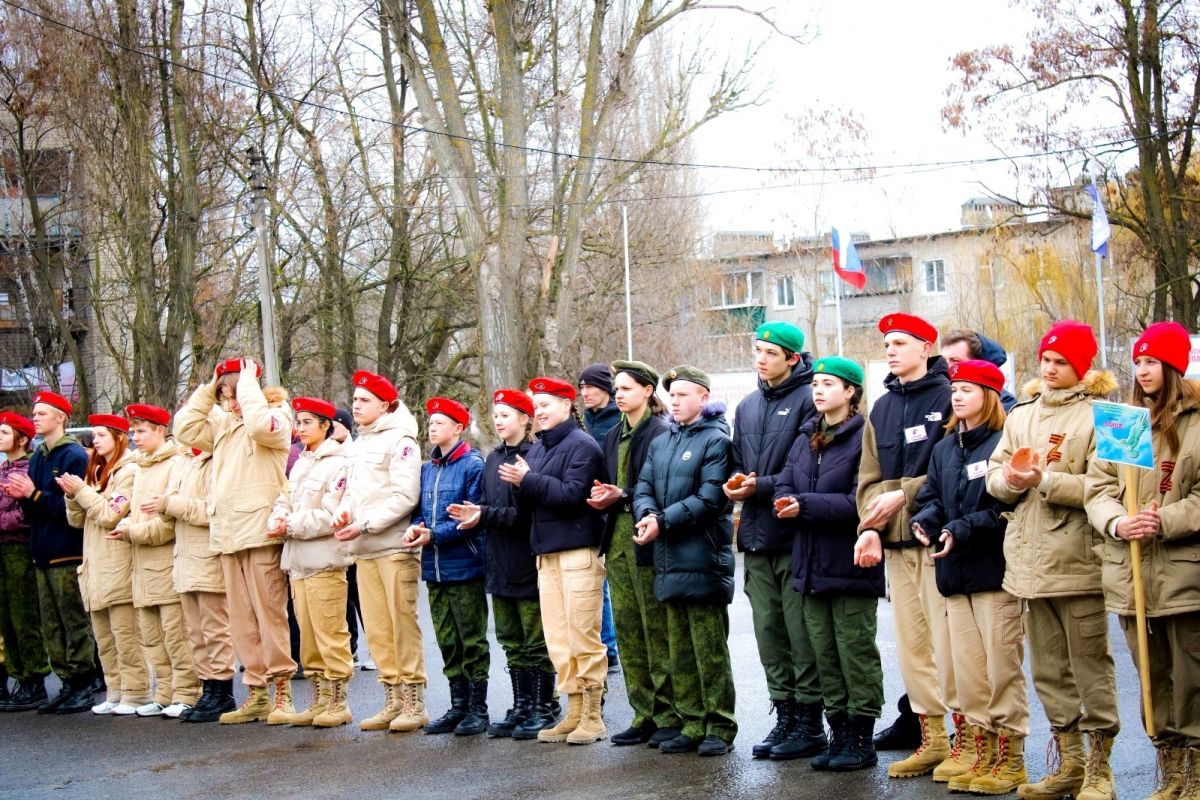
[583,402,621,444]
[911,424,1013,597]
[521,422,605,555]
[600,413,671,566]
[20,435,88,569]
[633,406,735,605]
[481,441,537,599]
[775,414,884,598]
[731,354,818,554]
[414,440,485,583]
[978,334,1018,411]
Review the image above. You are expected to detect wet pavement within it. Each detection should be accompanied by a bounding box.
[0,556,1156,799]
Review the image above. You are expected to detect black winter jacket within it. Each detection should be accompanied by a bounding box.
[20,435,89,569]
[911,424,1012,597]
[521,422,605,555]
[481,441,537,599]
[600,413,670,565]
[731,354,819,554]
[584,402,621,445]
[633,406,735,605]
[775,414,884,598]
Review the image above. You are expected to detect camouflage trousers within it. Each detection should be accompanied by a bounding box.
[608,551,678,729]
[0,543,48,682]
[666,601,737,743]
[37,563,95,682]
[428,580,490,683]
[492,595,552,673]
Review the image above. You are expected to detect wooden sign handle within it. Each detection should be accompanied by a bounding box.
[1124,464,1156,737]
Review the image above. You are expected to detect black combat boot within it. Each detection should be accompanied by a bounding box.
[186,679,236,722]
[38,679,74,715]
[0,678,47,711]
[828,715,878,771]
[812,711,851,770]
[55,676,96,714]
[454,680,489,736]
[873,693,920,750]
[752,698,797,758]
[424,676,469,734]
[181,679,215,721]
[512,671,559,740]
[488,669,530,738]
[769,702,828,760]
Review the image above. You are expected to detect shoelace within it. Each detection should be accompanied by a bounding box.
[966,733,988,774]
[1081,734,1105,788]
[947,717,967,760]
[991,736,1010,776]
[913,715,931,755]
[273,680,289,710]
[1181,750,1199,795]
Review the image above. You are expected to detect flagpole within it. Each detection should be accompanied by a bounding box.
[1092,176,1108,369]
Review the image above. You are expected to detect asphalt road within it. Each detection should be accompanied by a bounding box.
[0,556,1156,799]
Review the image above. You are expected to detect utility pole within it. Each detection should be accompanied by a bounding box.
[247,147,280,385]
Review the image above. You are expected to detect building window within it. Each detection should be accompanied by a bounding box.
[0,291,16,327]
[712,270,766,308]
[923,259,946,294]
[775,276,795,308]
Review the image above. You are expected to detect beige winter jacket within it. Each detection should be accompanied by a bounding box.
[333,405,422,561]
[1085,394,1200,617]
[986,370,1117,599]
[175,372,292,555]
[68,452,137,613]
[122,440,186,608]
[162,450,224,594]
[269,437,352,579]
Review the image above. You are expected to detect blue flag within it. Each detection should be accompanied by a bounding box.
[1083,183,1110,258]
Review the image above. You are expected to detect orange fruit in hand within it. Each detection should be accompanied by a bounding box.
[726,473,746,490]
[1011,446,1036,471]
[773,497,792,512]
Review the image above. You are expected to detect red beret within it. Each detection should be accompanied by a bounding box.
[426,397,470,427]
[292,396,336,420]
[879,313,938,343]
[125,403,170,427]
[948,359,1006,394]
[528,376,576,401]
[1040,320,1097,381]
[351,370,398,404]
[89,413,130,433]
[493,388,534,417]
[32,391,72,416]
[0,412,35,440]
[215,358,263,379]
[1133,321,1191,375]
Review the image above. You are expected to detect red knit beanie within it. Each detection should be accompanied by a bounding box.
[1132,321,1191,376]
[1039,320,1097,381]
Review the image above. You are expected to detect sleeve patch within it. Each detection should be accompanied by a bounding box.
[110,495,128,511]
[335,477,347,491]
[400,446,415,460]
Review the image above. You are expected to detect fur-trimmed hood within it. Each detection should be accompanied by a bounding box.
[1020,369,1117,406]
[263,386,288,407]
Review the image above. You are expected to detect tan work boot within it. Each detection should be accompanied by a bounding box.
[1173,747,1200,800]
[970,728,1027,795]
[313,678,352,728]
[218,685,271,724]
[888,713,951,778]
[1017,730,1085,800]
[1076,731,1115,800]
[286,676,330,726]
[389,682,428,732]
[566,684,607,745]
[360,683,402,731]
[949,726,995,793]
[538,693,582,743]
[1147,745,1187,800]
[935,714,979,782]
[265,675,295,725]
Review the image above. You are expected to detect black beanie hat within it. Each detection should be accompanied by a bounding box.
[578,363,613,396]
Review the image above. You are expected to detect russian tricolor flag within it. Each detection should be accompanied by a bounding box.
[831,228,867,290]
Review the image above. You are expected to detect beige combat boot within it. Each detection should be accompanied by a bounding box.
[970,727,1028,795]
[218,685,271,724]
[888,714,952,778]
[265,675,295,725]
[935,714,979,783]
[1147,745,1187,800]
[389,682,428,732]
[566,684,607,745]
[1017,730,1085,800]
[360,683,402,731]
[1076,731,1116,800]
[949,726,995,793]
[1174,748,1200,800]
[286,676,330,726]
[313,678,352,728]
[538,693,582,743]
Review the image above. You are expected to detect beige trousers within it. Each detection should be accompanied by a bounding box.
[946,590,1029,734]
[91,603,149,705]
[356,552,424,686]
[886,547,955,717]
[292,569,353,681]
[138,602,200,705]
[221,546,295,688]
[179,590,235,681]
[1025,594,1119,734]
[538,547,607,695]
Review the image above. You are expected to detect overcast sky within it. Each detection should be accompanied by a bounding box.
[685,0,1047,242]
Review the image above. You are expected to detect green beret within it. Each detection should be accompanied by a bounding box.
[662,364,711,392]
[756,321,805,354]
[813,355,864,387]
[611,360,660,389]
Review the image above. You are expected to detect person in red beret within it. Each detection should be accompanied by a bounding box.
[61,414,144,716]
[3,393,94,714]
[1086,321,1200,797]
[403,398,488,735]
[986,321,1119,799]
[0,412,51,711]
[108,404,199,718]
[331,370,426,733]
[174,358,296,723]
[499,377,607,745]
[856,312,956,773]
[910,360,1028,792]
